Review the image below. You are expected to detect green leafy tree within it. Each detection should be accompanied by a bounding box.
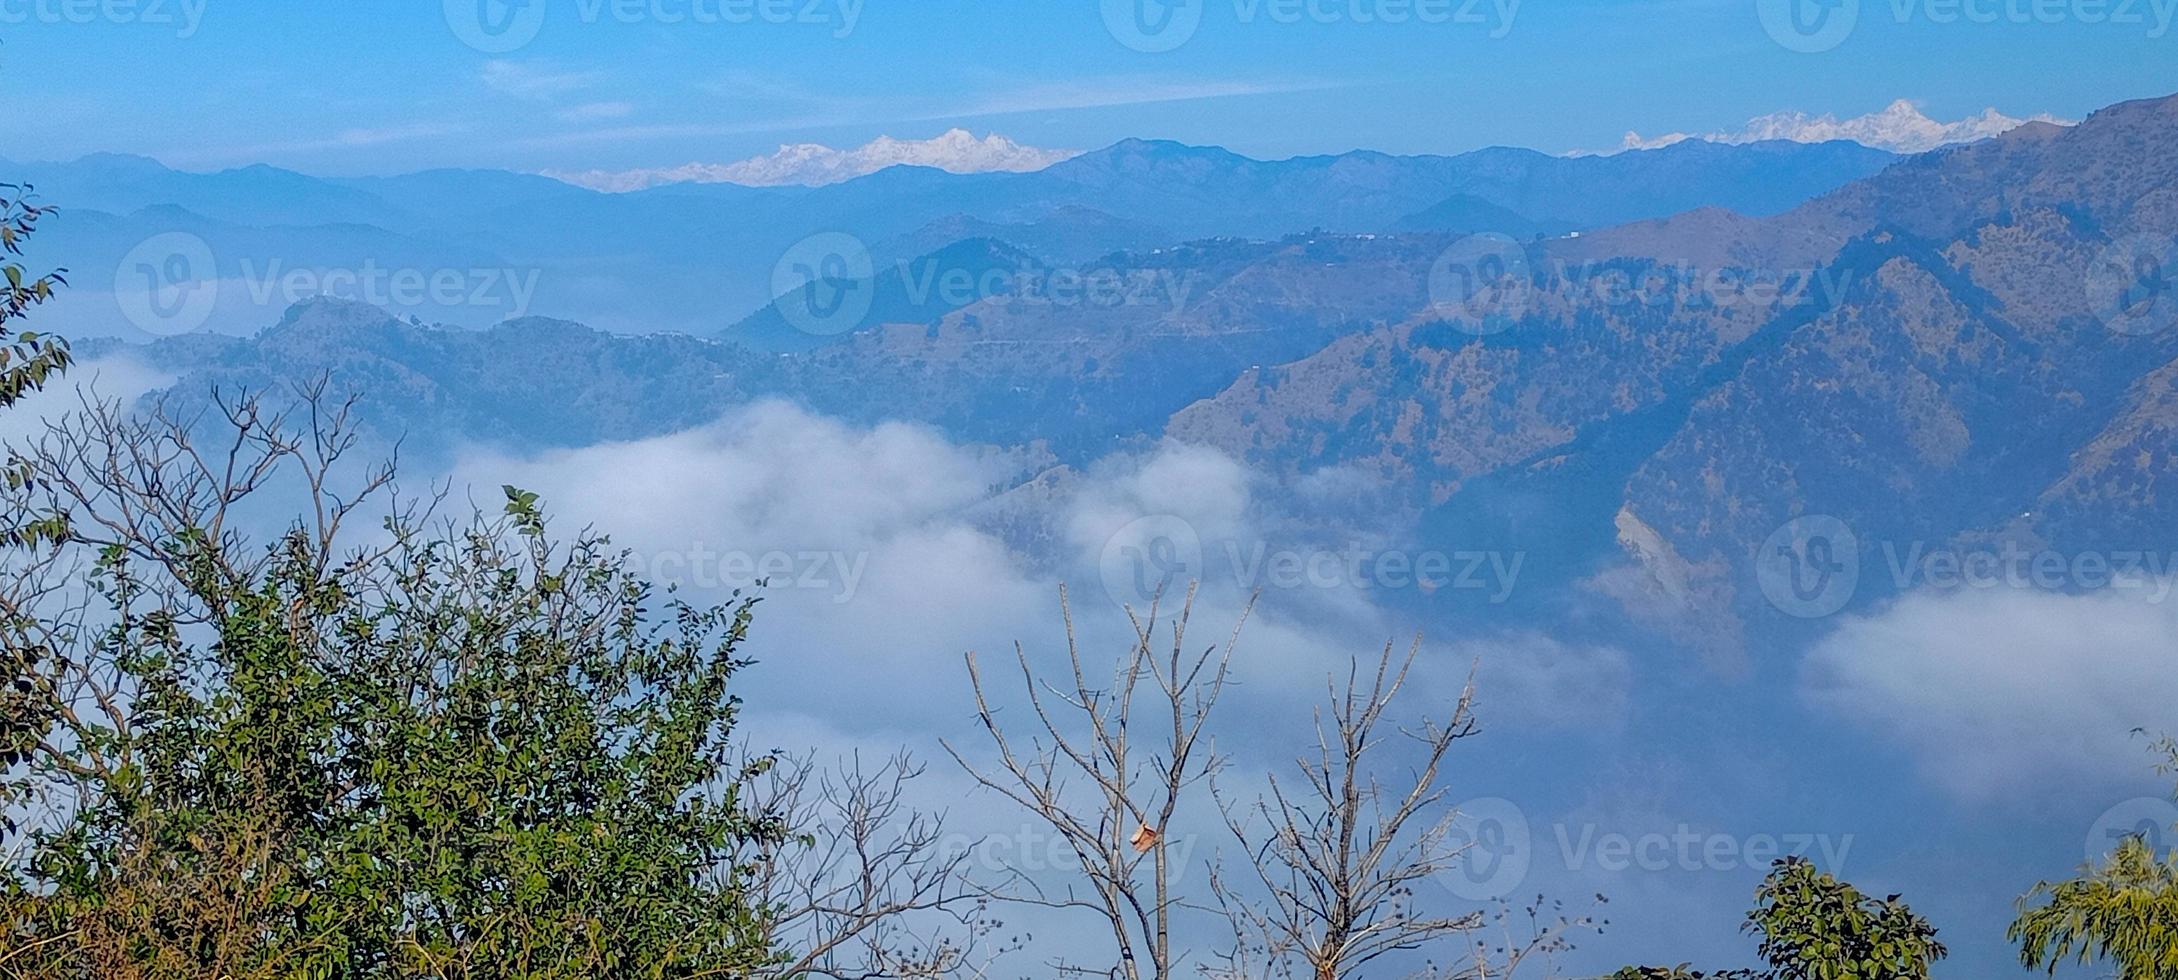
[1744,857,1945,980]
[0,390,791,978]
[2010,736,2178,980]
[1609,858,1943,980]
[0,183,68,408]
[0,181,69,791]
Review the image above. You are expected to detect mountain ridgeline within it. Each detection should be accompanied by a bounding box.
[23,135,1894,338]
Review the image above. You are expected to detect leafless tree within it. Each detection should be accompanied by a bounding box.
[1206,641,1598,980]
[743,750,1017,979]
[0,381,406,823]
[944,584,1248,980]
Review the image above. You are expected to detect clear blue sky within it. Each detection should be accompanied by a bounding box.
[1,0,2168,172]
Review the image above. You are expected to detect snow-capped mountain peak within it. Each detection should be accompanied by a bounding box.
[545,130,1079,192]
[1610,99,2070,155]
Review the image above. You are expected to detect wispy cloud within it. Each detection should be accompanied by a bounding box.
[527,74,1347,149]
[482,60,603,100]
[929,76,1350,119]
[556,101,636,123]
[164,122,469,165]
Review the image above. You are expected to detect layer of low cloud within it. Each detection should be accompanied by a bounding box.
[441,401,1618,743]
[1801,586,2178,798]
[0,354,174,451]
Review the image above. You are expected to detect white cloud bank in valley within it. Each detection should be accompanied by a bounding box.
[1801,586,2178,799]
[544,129,1079,192]
[445,400,1631,742]
[1611,99,2070,155]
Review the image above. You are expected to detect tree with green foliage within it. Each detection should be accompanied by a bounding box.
[1608,857,1944,980]
[0,181,70,795]
[2010,736,2178,980]
[1745,857,1945,980]
[0,388,983,978]
[0,183,69,408]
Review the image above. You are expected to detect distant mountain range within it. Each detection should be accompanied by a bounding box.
[12,134,1895,339]
[68,89,2178,668]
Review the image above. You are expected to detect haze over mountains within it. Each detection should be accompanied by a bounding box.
[27,86,2178,977]
[19,132,1896,338]
[62,91,2178,659]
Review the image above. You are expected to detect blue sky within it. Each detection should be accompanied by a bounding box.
[1,0,2170,173]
